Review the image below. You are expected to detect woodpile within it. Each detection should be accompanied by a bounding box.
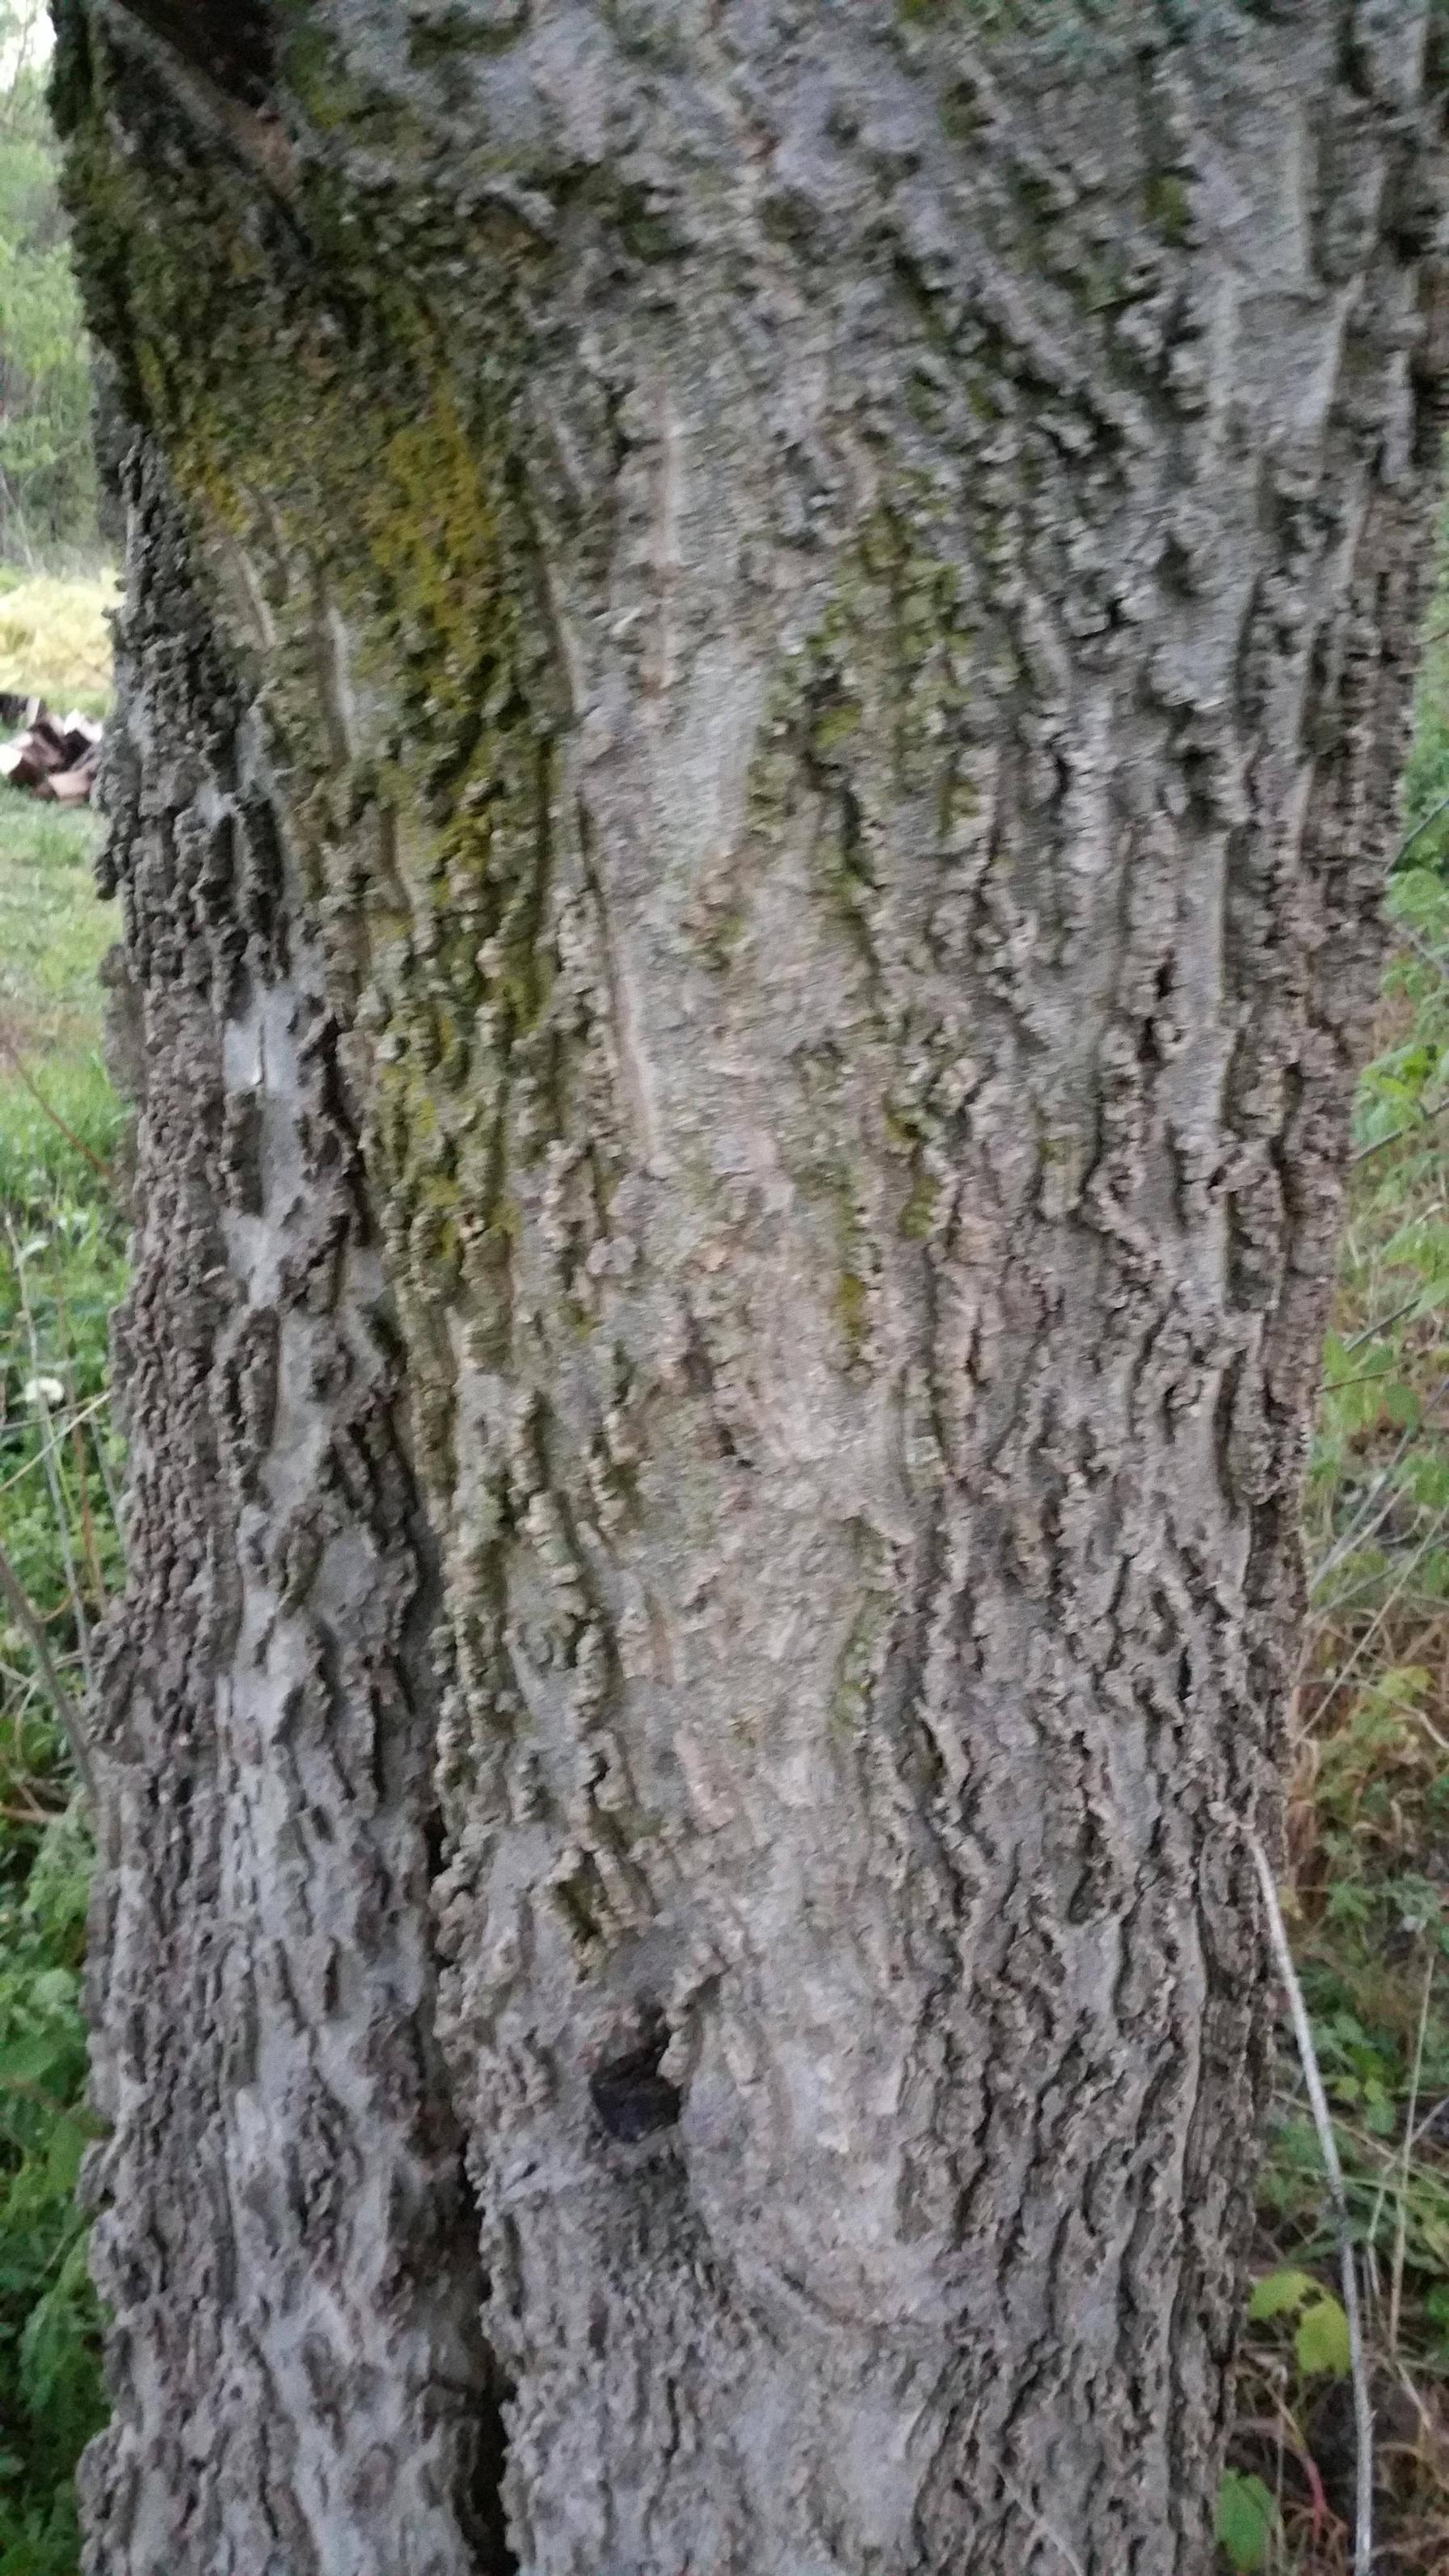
[0,697,103,806]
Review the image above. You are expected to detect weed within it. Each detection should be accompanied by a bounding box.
[0,736,116,2569]
[1219,648,1449,2563]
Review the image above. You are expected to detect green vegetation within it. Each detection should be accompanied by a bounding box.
[0,795,112,1055]
[0,4,98,564]
[0,791,119,2570]
[0,570,120,2571]
[0,574,114,719]
[1217,639,1449,2567]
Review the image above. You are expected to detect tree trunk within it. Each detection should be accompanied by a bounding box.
[59,4,1449,2570]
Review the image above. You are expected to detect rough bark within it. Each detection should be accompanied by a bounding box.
[60,4,1449,2571]
[81,449,507,2574]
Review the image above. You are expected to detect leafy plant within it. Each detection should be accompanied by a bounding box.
[1249,2271,1352,2380]
[1223,597,1449,2566]
[0,2,99,563]
[0,1807,103,2575]
[1217,2471,1281,2575]
[0,776,119,2570]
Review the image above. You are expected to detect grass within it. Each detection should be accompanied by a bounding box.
[0,794,116,1078]
[0,575,118,2574]
[0,573,116,721]
[1217,636,1449,2564]
[0,1141,118,2576]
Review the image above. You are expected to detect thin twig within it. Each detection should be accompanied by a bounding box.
[1405,1702,1449,1760]
[1390,789,1449,874]
[0,1033,111,1183]
[1270,2078,1449,2183]
[1332,1291,1424,1362]
[1409,2091,1449,2152]
[53,1264,107,1608]
[1312,1521,1449,1722]
[1390,917,1449,973]
[1311,1535,1449,1627]
[1350,1091,1449,1168]
[1232,2401,1332,2545]
[1249,1832,1372,2576]
[1312,1378,1449,1589]
[1389,1951,1434,2357]
[9,1221,92,1688]
[1320,1362,1397,1398]
[89,1405,123,1541]
[0,1531,94,1798]
[29,1376,91,1684]
[0,1389,107,1501]
[1365,1947,1435,2266]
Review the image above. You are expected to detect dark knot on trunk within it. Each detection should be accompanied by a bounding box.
[589,2032,681,2144]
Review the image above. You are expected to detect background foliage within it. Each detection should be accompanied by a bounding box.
[1217,626,1449,2570]
[0,757,119,2573]
[0,2,96,564]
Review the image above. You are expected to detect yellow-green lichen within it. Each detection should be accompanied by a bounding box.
[836,1268,870,1364]
[1144,173,1192,248]
[899,1173,941,1242]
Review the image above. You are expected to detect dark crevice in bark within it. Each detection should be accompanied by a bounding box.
[453,2154,518,2576]
[107,0,276,109]
[408,1519,518,2574]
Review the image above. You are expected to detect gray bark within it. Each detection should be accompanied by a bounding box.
[81,453,507,2574]
[60,4,1449,2571]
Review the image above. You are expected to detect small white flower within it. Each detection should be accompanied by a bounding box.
[21,1377,65,1409]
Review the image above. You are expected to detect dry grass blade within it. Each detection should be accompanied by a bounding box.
[1388,1954,1435,2359]
[0,1528,93,1798]
[1350,1094,1449,1170]
[0,1387,107,1503]
[1390,790,1449,874]
[1312,1522,1449,1721]
[7,1218,94,1687]
[1250,1831,1374,2576]
[0,1031,111,1183]
[1311,1380,1449,1596]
